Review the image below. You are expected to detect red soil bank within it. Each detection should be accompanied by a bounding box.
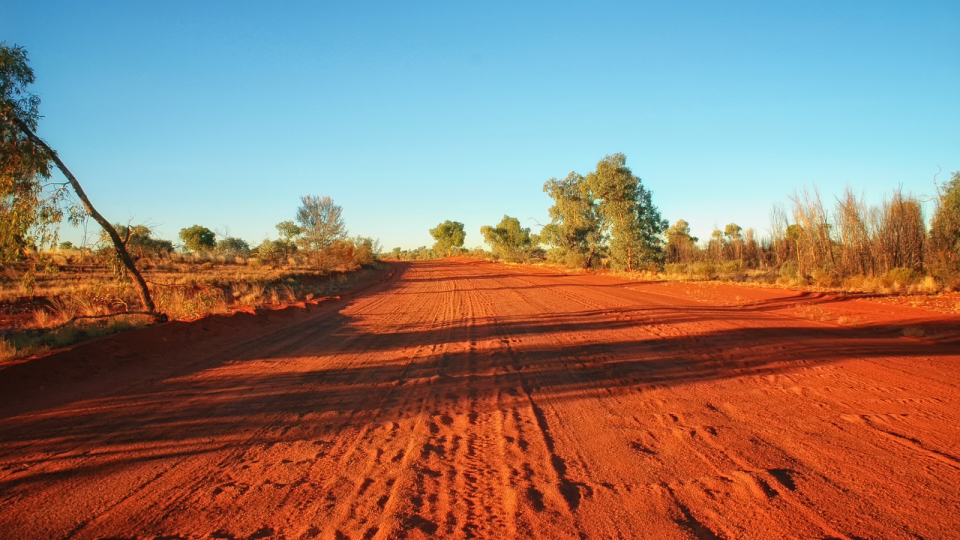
[1,259,958,539]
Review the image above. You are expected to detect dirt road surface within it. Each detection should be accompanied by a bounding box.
[2,259,959,540]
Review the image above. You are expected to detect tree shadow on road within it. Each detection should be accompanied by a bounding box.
[1,259,958,494]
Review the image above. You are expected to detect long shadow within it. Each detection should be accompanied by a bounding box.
[1,306,957,493]
[0,261,408,421]
[1,259,958,494]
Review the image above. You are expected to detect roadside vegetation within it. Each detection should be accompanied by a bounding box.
[1,43,384,359]
[3,39,959,361]
[432,152,960,297]
[658,178,960,295]
[0,206,381,360]
[0,198,381,360]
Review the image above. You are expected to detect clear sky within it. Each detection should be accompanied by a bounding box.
[5,1,959,250]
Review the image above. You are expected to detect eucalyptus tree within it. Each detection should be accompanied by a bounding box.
[931,171,960,272]
[429,220,466,256]
[542,172,605,268]
[179,225,216,252]
[102,224,174,259]
[665,219,698,264]
[480,215,533,261]
[0,43,158,314]
[589,153,667,271]
[296,195,347,267]
[543,154,666,270]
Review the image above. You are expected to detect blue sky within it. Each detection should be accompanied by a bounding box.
[5,1,959,250]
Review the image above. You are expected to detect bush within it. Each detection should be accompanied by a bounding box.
[720,261,741,274]
[883,267,916,288]
[691,262,716,279]
[565,251,588,269]
[664,263,687,275]
[810,267,838,288]
[352,236,378,266]
[779,262,799,278]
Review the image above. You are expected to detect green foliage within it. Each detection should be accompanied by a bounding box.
[217,237,251,256]
[296,195,347,256]
[179,225,216,252]
[690,262,717,279]
[275,220,302,242]
[259,225,299,262]
[591,154,668,271]
[0,43,68,262]
[883,267,917,287]
[100,224,173,259]
[665,219,697,263]
[542,172,605,268]
[543,153,667,270]
[429,220,466,256]
[724,223,742,240]
[390,246,439,260]
[931,171,960,272]
[480,215,533,262]
[779,262,799,278]
[352,235,380,266]
[257,239,294,263]
[58,241,73,250]
[19,266,35,294]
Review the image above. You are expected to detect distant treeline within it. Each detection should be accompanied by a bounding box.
[47,195,380,272]
[417,154,960,291]
[663,176,960,290]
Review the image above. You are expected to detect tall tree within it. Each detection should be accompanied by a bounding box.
[589,153,667,271]
[481,215,533,262]
[931,171,960,272]
[0,43,158,314]
[542,172,605,268]
[543,154,666,271]
[665,219,698,263]
[724,223,744,263]
[296,195,347,253]
[0,44,58,262]
[429,220,466,256]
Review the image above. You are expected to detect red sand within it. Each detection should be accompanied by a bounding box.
[1,259,959,539]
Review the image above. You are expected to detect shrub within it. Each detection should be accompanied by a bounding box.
[691,262,716,279]
[883,267,916,288]
[811,267,838,288]
[664,263,687,275]
[720,261,741,274]
[565,251,589,269]
[779,262,799,278]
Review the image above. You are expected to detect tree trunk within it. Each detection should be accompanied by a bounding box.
[5,113,159,316]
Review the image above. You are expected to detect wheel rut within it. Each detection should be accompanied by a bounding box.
[1,260,958,540]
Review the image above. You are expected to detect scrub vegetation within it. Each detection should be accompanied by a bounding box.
[0,43,382,358]
[660,178,960,294]
[2,40,959,361]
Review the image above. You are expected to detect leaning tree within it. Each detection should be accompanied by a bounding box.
[0,43,158,315]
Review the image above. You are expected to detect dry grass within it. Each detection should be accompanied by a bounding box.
[0,314,151,362]
[902,326,926,338]
[0,256,384,361]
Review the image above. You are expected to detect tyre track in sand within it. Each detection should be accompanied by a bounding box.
[1,259,959,539]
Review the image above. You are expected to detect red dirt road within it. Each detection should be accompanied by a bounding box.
[2,260,959,540]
